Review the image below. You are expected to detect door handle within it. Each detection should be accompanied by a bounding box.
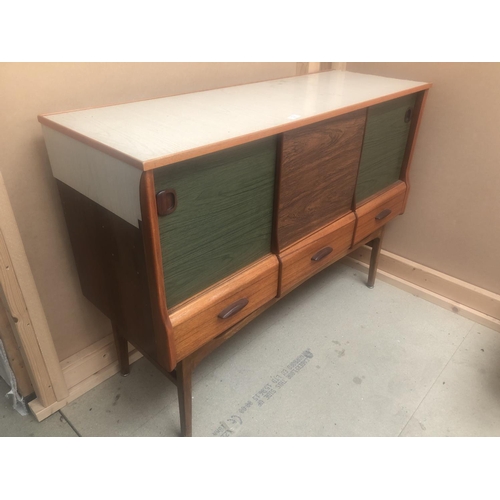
[218,298,249,319]
[375,209,391,221]
[311,246,333,262]
[156,189,177,216]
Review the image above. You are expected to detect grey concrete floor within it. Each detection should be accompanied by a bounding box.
[1,262,499,437]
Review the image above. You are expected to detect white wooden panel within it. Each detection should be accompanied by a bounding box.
[41,71,429,168]
[42,126,142,227]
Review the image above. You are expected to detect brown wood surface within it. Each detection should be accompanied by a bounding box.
[353,181,406,244]
[139,172,177,371]
[170,255,279,361]
[57,181,164,368]
[187,299,279,371]
[277,109,366,250]
[279,213,356,295]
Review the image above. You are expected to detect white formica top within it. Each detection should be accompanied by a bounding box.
[39,70,430,171]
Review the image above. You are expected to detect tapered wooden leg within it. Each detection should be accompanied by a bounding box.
[112,322,130,376]
[176,358,193,437]
[367,229,384,289]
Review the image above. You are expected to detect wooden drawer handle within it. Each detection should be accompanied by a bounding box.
[375,209,392,221]
[311,246,333,262]
[218,298,249,319]
[156,189,177,216]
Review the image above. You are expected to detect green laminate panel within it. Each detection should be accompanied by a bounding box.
[355,93,417,203]
[154,137,276,308]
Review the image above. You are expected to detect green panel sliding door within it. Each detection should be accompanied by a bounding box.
[356,93,416,203]
[154,137,276,308]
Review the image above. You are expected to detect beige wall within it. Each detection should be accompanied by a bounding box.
[0,63,297,361]
[348,63,500,295]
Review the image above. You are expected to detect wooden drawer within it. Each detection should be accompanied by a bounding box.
[280,212,356,295]
[353,181,406,244]
[277,109,365,250]
[170,255,279,360]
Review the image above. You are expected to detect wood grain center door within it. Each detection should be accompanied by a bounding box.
[276,109,366,251]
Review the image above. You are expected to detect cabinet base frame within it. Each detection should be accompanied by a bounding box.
[112,227,385,437]
[29,232,500,426]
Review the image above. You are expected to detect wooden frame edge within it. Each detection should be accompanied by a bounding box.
[139,171,177,371]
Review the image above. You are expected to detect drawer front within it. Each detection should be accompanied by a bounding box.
[280,213,356,295]
[354,181,406,244]
[154,137,276,308]
[170,255,279,360]
[355,94,416,204]
[277,109,365,250]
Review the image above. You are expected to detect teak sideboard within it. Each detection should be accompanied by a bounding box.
[38,70,431,436]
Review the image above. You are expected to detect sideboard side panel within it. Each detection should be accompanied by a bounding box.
[57,181,157,361]
[139,172,177,371]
